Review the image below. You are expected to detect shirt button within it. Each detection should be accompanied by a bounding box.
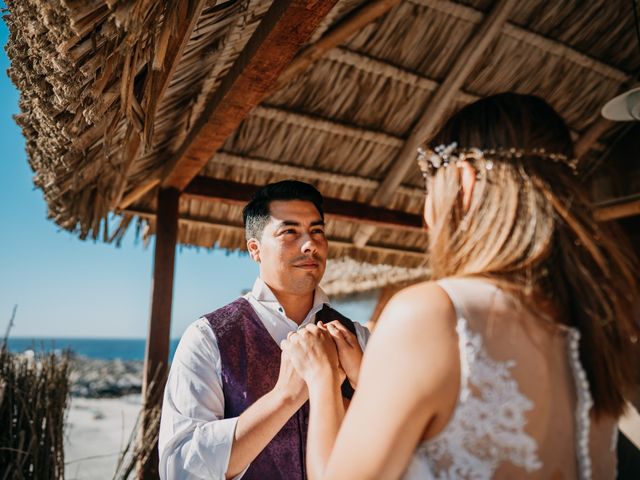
[278,307,283,313]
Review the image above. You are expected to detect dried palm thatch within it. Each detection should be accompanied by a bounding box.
[5,0,639,289]
[0,309,70,480]
[321,257,430,296]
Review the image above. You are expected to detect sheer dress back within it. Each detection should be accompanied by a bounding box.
[402,277,617,479]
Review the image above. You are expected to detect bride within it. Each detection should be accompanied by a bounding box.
[281,93,640,479]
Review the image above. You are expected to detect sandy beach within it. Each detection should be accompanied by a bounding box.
[65,394,142,480]
[63,392,640,479]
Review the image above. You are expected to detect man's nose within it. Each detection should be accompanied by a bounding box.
[300,234,318,255]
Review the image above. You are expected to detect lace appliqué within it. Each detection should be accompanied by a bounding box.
[420,318,542,479]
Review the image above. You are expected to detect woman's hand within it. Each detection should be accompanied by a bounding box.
[281,323,342,390]
[325,321,363,389]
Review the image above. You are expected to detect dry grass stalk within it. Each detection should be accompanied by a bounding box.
[0,308,70,480]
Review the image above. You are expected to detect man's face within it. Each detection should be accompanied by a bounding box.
[247,200,328,296]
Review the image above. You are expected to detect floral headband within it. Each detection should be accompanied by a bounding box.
[416,142,579,177]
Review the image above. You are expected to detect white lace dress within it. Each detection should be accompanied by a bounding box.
[402,278,618,480]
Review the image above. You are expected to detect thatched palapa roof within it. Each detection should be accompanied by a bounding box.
[5,0,640,284]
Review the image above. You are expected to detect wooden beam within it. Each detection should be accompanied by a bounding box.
[574,81,639,163]
[114,0,208,209]
[594,196,640,221]
[352,0,517,247]
[211,151,425,197]
[183,176,424,232]
[272,0,402,91]
[119,176,162,210]
[410,0,628,83]
[160,0,340,191]
[327,48,604,150]
[575,115,615,160]
[124,207,427,259]
[139,188,179,479]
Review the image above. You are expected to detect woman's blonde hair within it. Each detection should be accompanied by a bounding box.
[427,93,639,417]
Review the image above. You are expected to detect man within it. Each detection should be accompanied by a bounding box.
[159,180,369,479]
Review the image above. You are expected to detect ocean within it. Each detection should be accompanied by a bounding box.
[4,296,377,362]
[5,337,180,361]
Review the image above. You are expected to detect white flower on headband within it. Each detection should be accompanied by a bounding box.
[416,143,578,174]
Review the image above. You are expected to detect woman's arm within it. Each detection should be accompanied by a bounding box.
[305,366,345,478]
[280,323,345,479]
[319,282,461,479]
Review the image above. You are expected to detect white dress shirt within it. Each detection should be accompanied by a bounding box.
[158,277,370,480]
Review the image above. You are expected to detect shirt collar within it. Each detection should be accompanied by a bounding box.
[250,276,330,310]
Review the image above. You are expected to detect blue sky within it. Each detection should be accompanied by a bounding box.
[0,18,260,339]
[0,18,375,339]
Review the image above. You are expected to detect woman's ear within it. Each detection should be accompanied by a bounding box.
[457,160,476,213]
[247,238,261,263]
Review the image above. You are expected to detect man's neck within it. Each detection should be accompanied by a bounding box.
[270,287,315,325]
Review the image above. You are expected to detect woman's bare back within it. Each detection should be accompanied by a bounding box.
[404,277,617,479]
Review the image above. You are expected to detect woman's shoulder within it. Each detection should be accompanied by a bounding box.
[376,281,459,352]
[382,280,455,325]
[382,276,494,323]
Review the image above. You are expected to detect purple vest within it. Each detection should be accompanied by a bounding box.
[204,298,356,480]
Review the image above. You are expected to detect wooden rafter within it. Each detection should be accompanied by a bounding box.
[352,0,517,247]
[410,0,628,83]
[594,195,640,221]
[575,116,615,159]
[211,151,425,198]
[183,176,425,232]
[324,48,603,149]
[125,208,427,259]
[252,105,404,146]
[271,0,402,92]
[160,0,340,191]
[117,0,399,208]
[575,81,639,162]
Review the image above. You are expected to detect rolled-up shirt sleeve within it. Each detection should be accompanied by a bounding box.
[159,319,248,480]
[353,321,371,352]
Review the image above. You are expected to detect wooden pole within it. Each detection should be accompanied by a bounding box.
[138,187,179,479]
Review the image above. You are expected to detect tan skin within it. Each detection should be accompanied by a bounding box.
[281,162,477,479]
[225,200,363,478]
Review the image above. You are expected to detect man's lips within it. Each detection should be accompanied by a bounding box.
[293,262,319,269]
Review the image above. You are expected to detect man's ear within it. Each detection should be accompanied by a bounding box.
[457,160,476,213]
[247,238,261,263]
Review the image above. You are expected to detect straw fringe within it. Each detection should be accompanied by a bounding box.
[5,0,636,271]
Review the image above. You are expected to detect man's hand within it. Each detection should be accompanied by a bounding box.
[325,321,363,389]
[274,349,308,407]
[281,324,342,385]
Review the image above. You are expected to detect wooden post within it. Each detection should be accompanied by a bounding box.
[138,187,179,479]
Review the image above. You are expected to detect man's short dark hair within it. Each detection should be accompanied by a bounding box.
[242,180,324,240]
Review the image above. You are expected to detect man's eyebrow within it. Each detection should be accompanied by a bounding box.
[274,219,324,229]
[275,220,301,229]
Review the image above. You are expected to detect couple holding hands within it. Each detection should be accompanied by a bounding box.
[159,94,640,479]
